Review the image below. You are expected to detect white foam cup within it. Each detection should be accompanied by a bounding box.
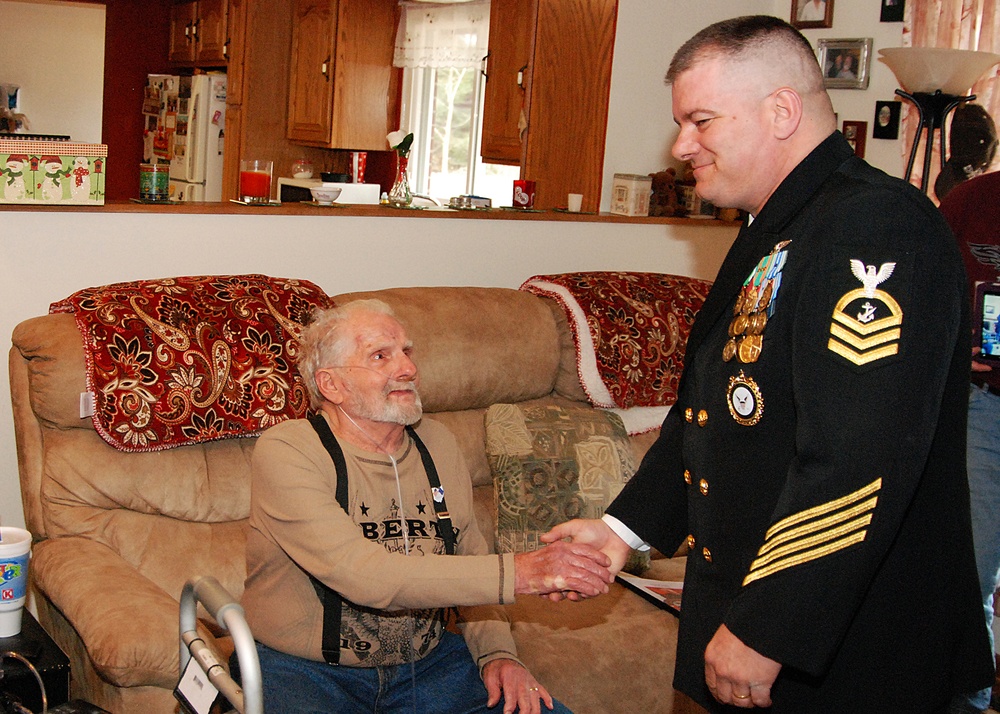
[567,193,584,212]
[0,527,32,637]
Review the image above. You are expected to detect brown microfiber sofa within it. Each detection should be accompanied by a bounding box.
[9,282,688,713]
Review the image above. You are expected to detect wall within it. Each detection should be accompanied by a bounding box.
[0,211,738,529]
[600,0,907,206]
[791,0,908,175]
[0,0,105,142]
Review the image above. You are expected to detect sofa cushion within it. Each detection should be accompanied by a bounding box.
[485,402,648,572]
[49,274,332,452]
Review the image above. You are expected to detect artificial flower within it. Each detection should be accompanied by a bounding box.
[387,131,414,158]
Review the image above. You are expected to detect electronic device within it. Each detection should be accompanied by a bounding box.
[974,282,1000,360]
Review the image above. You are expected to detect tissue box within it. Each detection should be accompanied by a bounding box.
[609,173,652,216]
[0,139,107,205]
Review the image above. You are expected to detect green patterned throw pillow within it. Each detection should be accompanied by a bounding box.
[485,403,649,574]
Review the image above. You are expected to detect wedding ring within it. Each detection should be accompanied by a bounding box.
[734,692,751,699]
[529,687,539,692]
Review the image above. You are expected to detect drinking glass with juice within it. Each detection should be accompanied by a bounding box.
[239,159,273,204]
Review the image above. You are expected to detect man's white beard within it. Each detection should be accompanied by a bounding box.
[350,380,423,426]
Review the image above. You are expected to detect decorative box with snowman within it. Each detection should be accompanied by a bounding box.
[0,139,107,205]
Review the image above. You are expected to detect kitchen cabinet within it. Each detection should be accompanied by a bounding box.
[480,0,534,165]
[481,0,616,212]
[286,0,399,149]
[169,0,229,65]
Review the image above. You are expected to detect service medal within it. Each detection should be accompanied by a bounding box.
[727,371,764,426]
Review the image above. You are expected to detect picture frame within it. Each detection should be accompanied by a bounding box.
[872,100,901,139]
[880,0,905,23]
[818,38,873,90]
[842,120,868,158]
[791,0,834,29]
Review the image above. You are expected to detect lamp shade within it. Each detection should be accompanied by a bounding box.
[878,47,1000,94]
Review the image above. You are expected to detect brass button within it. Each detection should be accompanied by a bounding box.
[702,547,712,563]
[686,534,696,550]
[699,478,709,496]
[684,469,692,485]
[697,409,708,427]
[685,408,693,423]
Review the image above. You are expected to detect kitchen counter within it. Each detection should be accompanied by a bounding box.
[0,199,740,228]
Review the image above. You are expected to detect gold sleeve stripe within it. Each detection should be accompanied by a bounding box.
[743,530,867,586]
[747,512,873,571]
[764,478,882,541]
[757,496,878,556]
[740,479,882,586]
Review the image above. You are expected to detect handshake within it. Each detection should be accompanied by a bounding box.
[512,519,633,601]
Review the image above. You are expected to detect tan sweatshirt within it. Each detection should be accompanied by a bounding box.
[243,414,519,671]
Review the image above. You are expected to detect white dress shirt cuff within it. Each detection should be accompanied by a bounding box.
[602,514,650,551]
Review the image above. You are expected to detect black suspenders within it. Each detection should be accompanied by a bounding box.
[306,414,456,664]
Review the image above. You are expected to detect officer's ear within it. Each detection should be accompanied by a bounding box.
[771,87,803,141]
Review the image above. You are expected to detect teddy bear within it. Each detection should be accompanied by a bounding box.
[647,168,680,217]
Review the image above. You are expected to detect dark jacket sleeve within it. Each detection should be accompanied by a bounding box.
[606,405,689,556]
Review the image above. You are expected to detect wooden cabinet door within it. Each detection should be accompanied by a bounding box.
[327,0,398,149]
[196,0,228,63]
[287,0,337,145]
[522,0,615,211]
[169,1,198,63]
[480,0,535,165]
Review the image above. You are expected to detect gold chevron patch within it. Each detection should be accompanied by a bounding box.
[827,288,903,366]
[742,478,882,586]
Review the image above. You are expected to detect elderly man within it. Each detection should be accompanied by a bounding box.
[546,15,993,713]
[242,299,611,713]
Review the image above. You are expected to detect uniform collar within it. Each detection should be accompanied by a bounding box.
[747,131,856,237]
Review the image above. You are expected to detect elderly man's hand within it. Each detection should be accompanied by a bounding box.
[513,541,612,598]
[483,658,556,714]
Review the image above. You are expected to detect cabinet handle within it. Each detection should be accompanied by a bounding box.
[481,52,489,80]
[321,57,330,79]
[223,39,229,58]
[193,19,200,43]
[185,22,192,42]
[517,64,528,89]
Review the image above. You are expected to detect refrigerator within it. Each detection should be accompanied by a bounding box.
[142,73,227,201]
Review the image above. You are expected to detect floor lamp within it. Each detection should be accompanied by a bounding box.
[878,47,1000,192]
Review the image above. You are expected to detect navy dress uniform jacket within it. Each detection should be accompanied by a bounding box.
[607,133,994,712]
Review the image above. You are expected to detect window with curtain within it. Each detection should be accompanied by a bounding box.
[393,0,520,205]
[903,0,1000,195]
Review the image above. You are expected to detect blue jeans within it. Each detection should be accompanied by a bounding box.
[957,386,1000,711]
[254,630,573,714]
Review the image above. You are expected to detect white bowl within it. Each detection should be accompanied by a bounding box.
[310,186,343,205]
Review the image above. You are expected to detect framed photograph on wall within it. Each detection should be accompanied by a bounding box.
[873,100,901,139]
[880,0,905,22]
[818,38,873,90]
[791,0,834,29]
[842,120,868,158]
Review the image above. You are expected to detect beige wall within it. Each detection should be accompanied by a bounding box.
[0,0,105,142]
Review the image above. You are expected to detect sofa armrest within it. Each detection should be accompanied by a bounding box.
[32,537,221,689]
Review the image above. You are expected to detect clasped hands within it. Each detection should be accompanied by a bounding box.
[529,519,781,709]
[513,519,632,601]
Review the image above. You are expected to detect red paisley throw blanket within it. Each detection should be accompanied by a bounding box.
[520,271,712,431]
[50,274,334,452]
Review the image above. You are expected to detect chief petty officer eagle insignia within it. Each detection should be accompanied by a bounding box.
[828,259,902,367]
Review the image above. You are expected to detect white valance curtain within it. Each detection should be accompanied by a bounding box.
[902,0,1000,187]
[393,0,490,69]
